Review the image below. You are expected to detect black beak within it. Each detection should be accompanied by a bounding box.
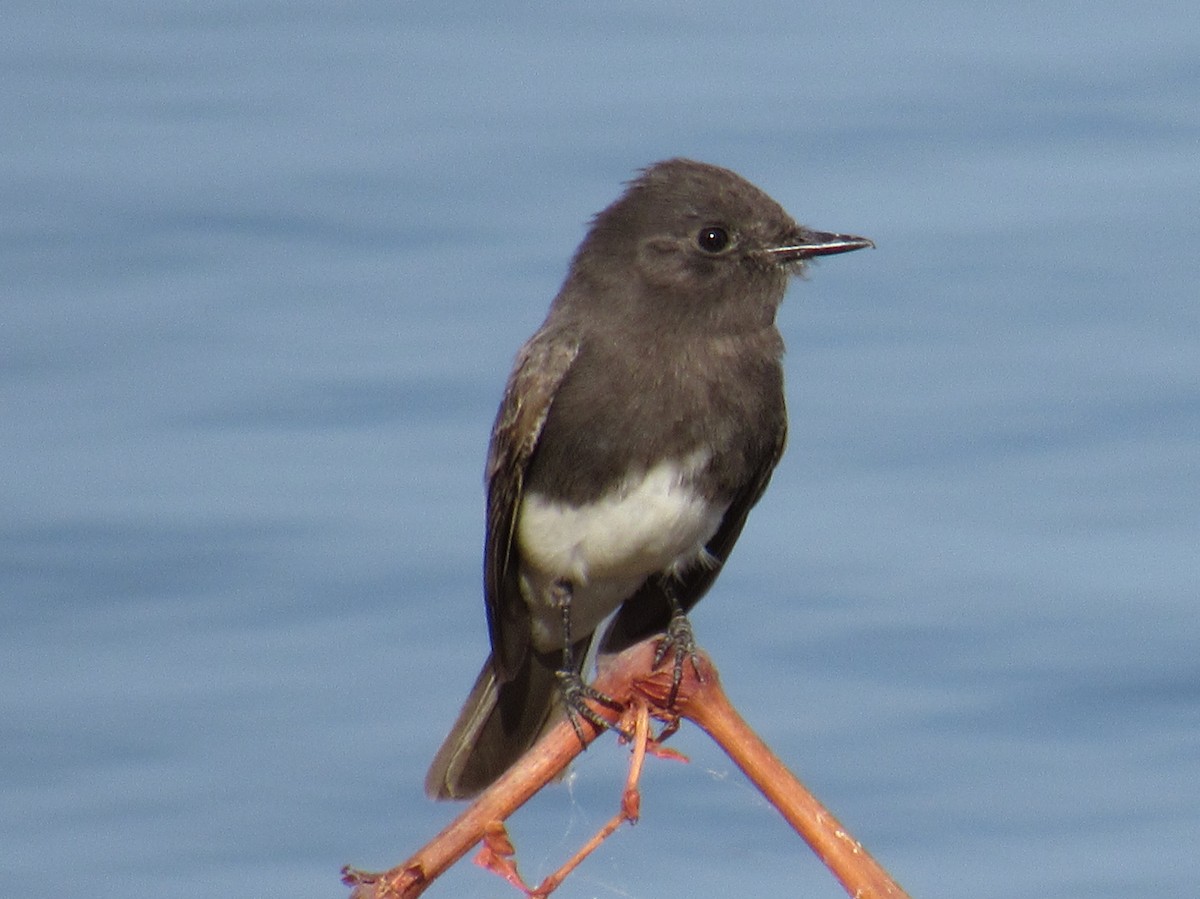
[766,230,874,262]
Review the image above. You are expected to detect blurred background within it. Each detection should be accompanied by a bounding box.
[3,2,1197,896]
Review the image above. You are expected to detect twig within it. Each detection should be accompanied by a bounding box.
[636,648,911,898]
[528,699,652,896]
[343,638,910,899]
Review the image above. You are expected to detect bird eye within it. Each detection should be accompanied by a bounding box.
[696,225,730,254]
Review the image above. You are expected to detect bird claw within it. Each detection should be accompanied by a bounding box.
[556,669,625,746]
[652,611,702,708]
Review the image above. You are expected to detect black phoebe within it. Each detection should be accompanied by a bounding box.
[426,158,872,799]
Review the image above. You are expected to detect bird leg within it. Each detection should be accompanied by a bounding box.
[552,579,623,745]
[652,581,704,708]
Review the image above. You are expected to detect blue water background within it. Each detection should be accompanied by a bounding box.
[3,2,1198,896]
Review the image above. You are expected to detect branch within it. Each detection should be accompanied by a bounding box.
[343,638,910,899]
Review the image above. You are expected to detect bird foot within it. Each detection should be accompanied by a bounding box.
[652,611,703,708]
[556,669,624,746]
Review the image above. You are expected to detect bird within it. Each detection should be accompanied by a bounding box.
[425,158,872,799]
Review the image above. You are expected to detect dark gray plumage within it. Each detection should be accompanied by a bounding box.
[426,159,872,799]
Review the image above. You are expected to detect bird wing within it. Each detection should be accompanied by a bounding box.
[597,415,788,656]
[484,328,581,681]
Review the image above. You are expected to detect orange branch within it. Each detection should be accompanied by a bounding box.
[343,639,910,899]
[636,650,910,899]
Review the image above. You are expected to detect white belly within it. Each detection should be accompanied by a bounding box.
[516,450,725,650]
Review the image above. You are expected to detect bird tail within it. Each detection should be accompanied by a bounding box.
[425,645,576,800]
